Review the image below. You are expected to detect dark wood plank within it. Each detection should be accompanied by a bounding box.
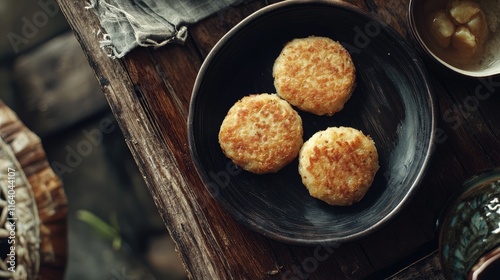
[189,1,268,58]
[54,2,234,279]
[54,0,500,279]
[387,250,445,280]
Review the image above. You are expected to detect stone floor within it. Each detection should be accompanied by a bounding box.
[1,0,187,279]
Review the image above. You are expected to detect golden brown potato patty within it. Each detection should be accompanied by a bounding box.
[273,36,356,116]
[219,93,303,174]
[298,126,379,206]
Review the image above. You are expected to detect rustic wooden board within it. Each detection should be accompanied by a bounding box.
[55,0,500,278]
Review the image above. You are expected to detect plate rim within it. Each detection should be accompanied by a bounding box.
[187,0,437,246]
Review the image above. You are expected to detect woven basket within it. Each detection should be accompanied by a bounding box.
[0,101,67,279]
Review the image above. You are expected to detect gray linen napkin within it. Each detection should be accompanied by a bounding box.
[87,0,243,58]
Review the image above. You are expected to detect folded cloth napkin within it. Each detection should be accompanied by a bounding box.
[87,0,243,58]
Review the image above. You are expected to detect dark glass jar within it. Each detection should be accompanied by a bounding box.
[438,168,500,280]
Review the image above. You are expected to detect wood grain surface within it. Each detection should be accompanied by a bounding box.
[55,0,500,279]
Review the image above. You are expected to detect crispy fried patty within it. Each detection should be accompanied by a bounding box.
[298,127,379,206]
[218,93,303,174]
[273,36,356,116]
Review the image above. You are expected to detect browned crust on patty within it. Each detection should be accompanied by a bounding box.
[298,126,379,205]
[218,93,303,174]
[273,36,356,116]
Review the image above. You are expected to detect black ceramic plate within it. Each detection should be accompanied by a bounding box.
[188,0,436,246]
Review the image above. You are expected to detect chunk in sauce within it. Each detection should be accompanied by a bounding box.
[428,0,488,58]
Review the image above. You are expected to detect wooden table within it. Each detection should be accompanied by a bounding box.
[55,0,500,278]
